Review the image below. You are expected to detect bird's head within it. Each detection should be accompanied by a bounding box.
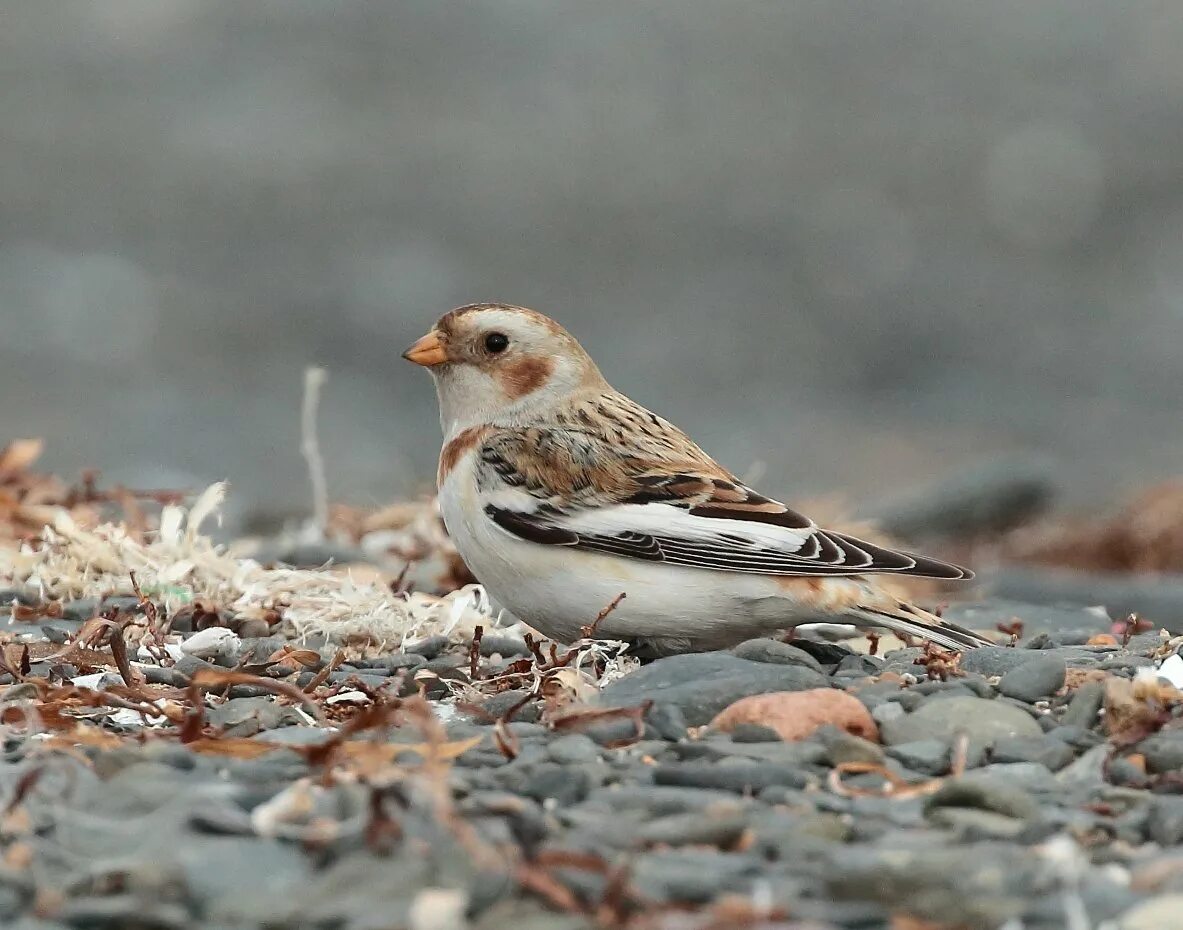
[403,303,605,433]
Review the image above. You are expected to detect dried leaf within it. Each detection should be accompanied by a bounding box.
[337,734,483,766]
[184,738,285,759]
[266,647,321,668]
[190,668,324,720]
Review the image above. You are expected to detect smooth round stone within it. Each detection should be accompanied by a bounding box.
[1140,733,1183,774]
[635,808,749,848]
[1148,797,1183,846]
[998,656,1067,703]
[880,695,1043,756]
[728,723,784,743]
[546,734,602,765]
[405,635,449,659]
[518,764,593,806]
[927,807,1027,839]
[478,634,529,658]
[960,646,1044,677]
[1061,680,1106,728]
[235,617,271,638]
[362,653,428,672]
[887,740,950,776]
[1056,744,1109,789]
[596,652,827,727]
[872,703,906,727]
[730,638,826,672]
[473,690,541,724]
[643,702,688,742]
[630,849,761,904]
[817,726,884,766]
[990,735,1076,771]
[652,762,809,794]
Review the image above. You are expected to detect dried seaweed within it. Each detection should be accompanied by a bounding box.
[1,482,491,650]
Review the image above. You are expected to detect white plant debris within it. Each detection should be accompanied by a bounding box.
[179,626,241,659]
[0,482,491,649]
[1137,651,1183,689]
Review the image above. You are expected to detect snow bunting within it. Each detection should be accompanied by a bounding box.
[404,303,988,655]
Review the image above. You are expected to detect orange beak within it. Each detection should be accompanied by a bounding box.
[401,330,448,367]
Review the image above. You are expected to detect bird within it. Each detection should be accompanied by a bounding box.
[403,303,990,656]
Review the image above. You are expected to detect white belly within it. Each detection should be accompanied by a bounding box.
[437,455,852,651]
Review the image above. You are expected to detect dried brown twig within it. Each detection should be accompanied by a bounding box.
[1119,613,1154,646]
[468,625,484,680]
[579,591,627,640]
[996,619,1024,646]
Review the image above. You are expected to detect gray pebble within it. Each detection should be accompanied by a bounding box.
[54,896,191,930]
[991,735,1076,771]
[730,638,825,673]
[927,807,1027,839]
[1140,732,1183,774]
[972,761,1059,791]
[406,635,449,659]
[728,723,783,743]
[597,652,826,726]
[960,645,1041,677]
[546,734,602,765]
[235,617,271,638]
[1048,724,1104,750]
[817,725,884,766]
[880,695,1043,756]
[887,739,950,776]
[1056,744,1110,788]
[1064,681,1107,724]
[998,656,1067,703]
[474,689,541,724]
[580,785,749,817]
[671,737,826,767]
[519,764,592,806]
[1109,756,1150,789]
[643,702,688,742]
[363,652,428,672]
[479,634,529,657]
[835,653,885,676]
[872,702,906,726]
[178,836,314,924]
[140,665,191,688]
[636,808,748,848]
[824,844,1031,927]
[885,690,926,711]
[251,727,334,747]
[59,596,99,620]
[652,762,809,793]
[631,849,761,904]
[207,696,301,732]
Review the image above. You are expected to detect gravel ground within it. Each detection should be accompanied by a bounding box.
[0,590,1182,930]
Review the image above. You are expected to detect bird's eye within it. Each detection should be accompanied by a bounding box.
[484,332,509,354]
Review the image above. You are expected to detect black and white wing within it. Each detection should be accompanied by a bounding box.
[475,427,973,581]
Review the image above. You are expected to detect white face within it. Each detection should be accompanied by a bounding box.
[403,305,603,434]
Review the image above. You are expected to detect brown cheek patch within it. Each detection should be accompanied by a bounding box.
[437,426,491,486]
[499,356,554,400]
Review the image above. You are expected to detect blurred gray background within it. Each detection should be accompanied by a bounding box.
[3,1,1182,528]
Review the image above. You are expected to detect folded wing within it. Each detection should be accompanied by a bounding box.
[480,450,972,580]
